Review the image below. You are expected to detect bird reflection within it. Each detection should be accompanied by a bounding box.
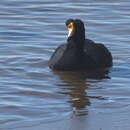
[53,69,110,116]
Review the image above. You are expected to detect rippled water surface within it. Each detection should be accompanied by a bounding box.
[0,0,130,130]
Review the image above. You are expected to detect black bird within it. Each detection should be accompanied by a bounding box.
[49,19,113,71]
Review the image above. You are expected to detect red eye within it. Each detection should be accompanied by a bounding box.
[68,25,72,29]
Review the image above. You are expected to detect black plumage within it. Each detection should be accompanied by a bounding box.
[49,19,112,71]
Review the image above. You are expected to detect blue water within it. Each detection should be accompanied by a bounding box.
[0,0,130,130]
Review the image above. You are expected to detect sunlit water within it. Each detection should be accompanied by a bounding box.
[0,0,130,129]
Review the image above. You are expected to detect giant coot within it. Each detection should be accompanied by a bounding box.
[49,19,113,71]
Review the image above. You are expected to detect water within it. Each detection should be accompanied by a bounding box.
[0,0,130,130]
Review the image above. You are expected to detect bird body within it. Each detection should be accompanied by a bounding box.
[49,19,112,71]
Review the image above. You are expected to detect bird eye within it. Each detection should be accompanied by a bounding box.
[68,22,74,29]
[68,25,72,29]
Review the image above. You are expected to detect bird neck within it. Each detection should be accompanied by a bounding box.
[67,35,85,52]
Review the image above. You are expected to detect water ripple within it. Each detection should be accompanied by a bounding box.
[0,0,130,129]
